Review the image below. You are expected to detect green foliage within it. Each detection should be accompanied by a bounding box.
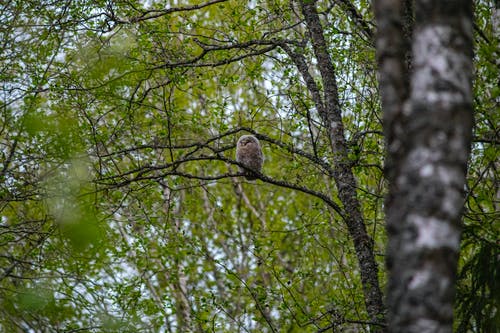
[454,1,500,332]
[0,0,496,332]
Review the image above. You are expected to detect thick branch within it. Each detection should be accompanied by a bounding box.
[155,42,278,69]
[97,156,345,219]
[96,127,335,177]
[94,126,345,218]
[279,43,326,116]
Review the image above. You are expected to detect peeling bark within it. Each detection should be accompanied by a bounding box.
[374,0,474,332]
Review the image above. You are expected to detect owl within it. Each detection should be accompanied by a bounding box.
[236,135,264,180]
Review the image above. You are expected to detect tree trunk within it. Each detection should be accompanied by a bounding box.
[374,0,474,332]
[298,0,386,328]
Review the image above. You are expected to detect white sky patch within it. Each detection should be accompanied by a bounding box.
[409,214,460,249]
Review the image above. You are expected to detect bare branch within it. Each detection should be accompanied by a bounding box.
[128,0,228,23]
[154,40,282,69]
[333,0,375,44]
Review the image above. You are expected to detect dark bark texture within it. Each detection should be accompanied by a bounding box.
[374,0,473,332]
[297,0,386,328]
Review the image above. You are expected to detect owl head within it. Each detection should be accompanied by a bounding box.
[237,135,261,147]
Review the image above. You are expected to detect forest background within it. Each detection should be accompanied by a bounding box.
[0,0,498,332]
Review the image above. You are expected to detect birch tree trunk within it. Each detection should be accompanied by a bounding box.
[374,0,474,332]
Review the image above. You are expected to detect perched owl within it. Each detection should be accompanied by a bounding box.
[236,135,264,180]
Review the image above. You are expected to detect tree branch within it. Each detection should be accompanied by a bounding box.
[96,155,345,219]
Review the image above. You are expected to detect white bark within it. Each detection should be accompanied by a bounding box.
[375,0,474,332]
